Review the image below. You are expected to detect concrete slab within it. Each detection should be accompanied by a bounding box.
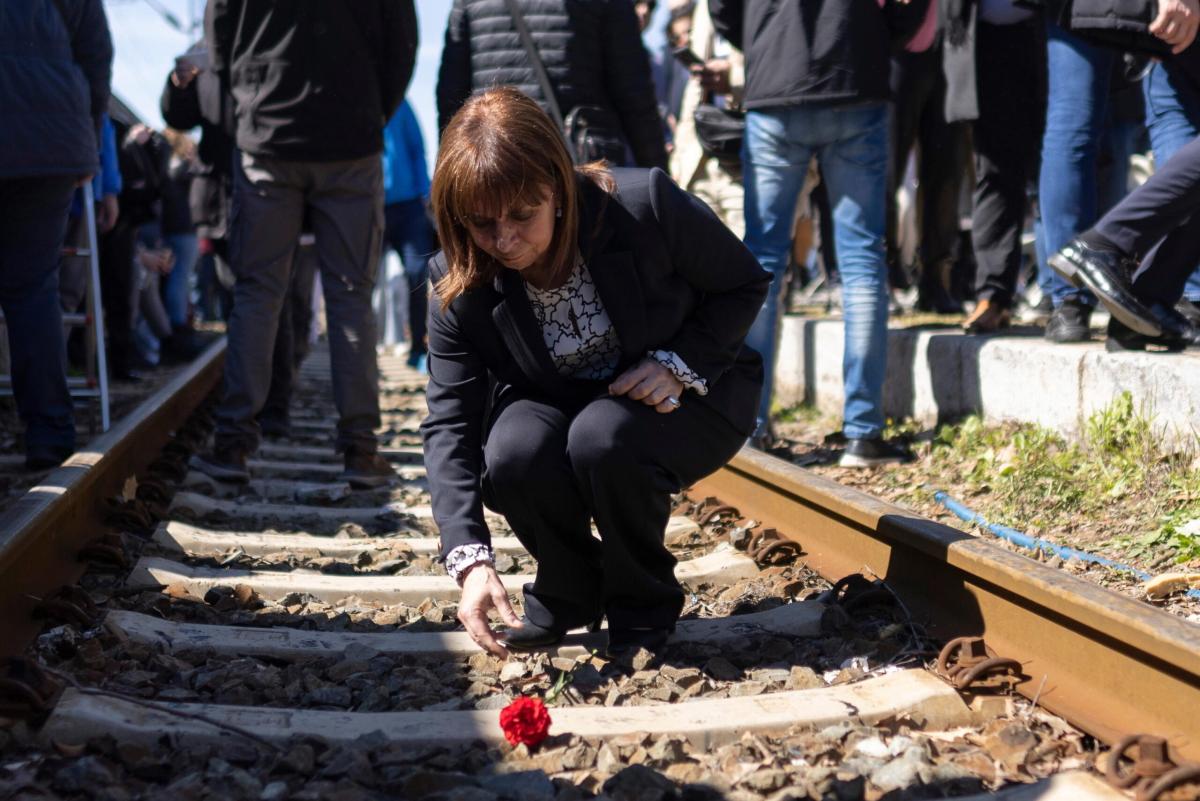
[104,600,824,659]
[150,517,699,560]
[167,492,437,532]
[954,773,1128,801]
[181,470,429,501]
[774,316,1200,443]
[125,546,759,604]
[41,669,970,749]
[257,443,424,464]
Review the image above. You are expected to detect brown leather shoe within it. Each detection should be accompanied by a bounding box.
[963,299,1012,334]
[340,448,395,490]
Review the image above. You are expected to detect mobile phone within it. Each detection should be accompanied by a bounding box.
[671,46,704,68]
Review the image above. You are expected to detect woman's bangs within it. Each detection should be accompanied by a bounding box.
[448,140,552,222]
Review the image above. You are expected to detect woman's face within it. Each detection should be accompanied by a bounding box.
[464,186,557,278]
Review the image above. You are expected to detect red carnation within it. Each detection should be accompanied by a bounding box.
[499,696,552,747]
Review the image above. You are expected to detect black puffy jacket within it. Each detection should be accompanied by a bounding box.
[709,0,928,110]
[0,0,112,179]
[206,0,417,162]
[436,0,667,169]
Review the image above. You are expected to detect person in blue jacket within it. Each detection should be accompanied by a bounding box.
[0,0,113,470]
[382,101,436,370]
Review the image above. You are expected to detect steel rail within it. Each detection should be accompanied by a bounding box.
[695,447,1200,761]
[0,340,225,659]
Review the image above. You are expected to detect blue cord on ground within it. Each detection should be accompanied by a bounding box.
[932,490,1200,602]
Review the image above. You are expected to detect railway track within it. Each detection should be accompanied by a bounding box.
[0,340,1196,800]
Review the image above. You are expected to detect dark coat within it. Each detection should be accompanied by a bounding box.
[421,167,769,555]
[941,1,1045,123]
[0,0,112,179]
[708,0,930,110]
[436,0,667,170]
[205,0,418,162]
[161,66,236,239]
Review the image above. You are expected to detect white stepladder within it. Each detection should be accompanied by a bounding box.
[0,182,110,433]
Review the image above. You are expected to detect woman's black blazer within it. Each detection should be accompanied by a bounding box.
[421,167,770,555]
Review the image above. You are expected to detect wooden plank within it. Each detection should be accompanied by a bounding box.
[151,517,699,559]
[105,600,825,659]
[41,669,971,749]
[126,547,759,604]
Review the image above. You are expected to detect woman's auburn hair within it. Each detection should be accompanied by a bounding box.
[430,86,613,308]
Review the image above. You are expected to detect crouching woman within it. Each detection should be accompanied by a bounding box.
[421,87,768,658]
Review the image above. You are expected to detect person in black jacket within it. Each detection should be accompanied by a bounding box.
[436,0,668,170]
[422,88,768,658]
[191,0,418,489]
[710,0,928,465]
[0,0,112,469]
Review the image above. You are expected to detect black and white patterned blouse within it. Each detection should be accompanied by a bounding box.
[443,257,709,583]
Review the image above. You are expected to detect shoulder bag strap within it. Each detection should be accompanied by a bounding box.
[500,0,570,133]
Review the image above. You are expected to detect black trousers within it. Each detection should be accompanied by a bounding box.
[480,392,746,631]
[1094,130,1200,306]
[259,240,318,425]
[98,217,138,374]
[971,21,1046,305]
[887,45,970,284]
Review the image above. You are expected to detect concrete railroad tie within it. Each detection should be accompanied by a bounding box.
[126,546,758,605]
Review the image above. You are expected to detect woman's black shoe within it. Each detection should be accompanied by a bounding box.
[499,616,567,651]
[1105,317,1187,353]
[605,627,672,659]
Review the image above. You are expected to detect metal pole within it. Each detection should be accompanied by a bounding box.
[83,182,110,431]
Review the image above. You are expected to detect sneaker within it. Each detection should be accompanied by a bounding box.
[838,437,914,468]
[189,443,250,483]
[340,448,395,490]
[1044,299,1093,343]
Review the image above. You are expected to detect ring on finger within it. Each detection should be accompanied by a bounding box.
[666,395,681,408]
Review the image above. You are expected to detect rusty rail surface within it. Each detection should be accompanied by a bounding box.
[0,340,225,659]
[695,447,1200,762]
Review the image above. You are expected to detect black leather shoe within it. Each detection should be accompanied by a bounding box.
[606,627,672,659]
[499,616,568,651]
[1049,238,1162,337]
[1044,298,1093,343]
[839,437,913,468]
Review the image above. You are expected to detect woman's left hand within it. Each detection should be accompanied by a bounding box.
[609,358,685,413]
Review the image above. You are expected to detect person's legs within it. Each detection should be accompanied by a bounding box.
[970,21,1044,312]
[1039,19,1111,310]
[742,107,815,436]
[482,396,601,628]
[98,217,140,376]
[0,176,78,465]
[162,233,198,328]
[384,198,435,366]
[1143,61,1200,304]
[289,238,318,369]
[689,159,745,239]
[817,103,891,443]
[306,155,384,455]
[886,51,928,288]
[566,394,746,631]
[212,152,305,455]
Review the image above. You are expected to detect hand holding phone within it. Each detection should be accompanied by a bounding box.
[672,46,704,68]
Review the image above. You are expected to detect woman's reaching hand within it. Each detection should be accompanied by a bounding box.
[609,358,685,413]
[458,562,522,656]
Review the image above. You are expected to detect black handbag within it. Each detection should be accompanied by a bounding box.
[692,101,744,164]
[503,0,625,164]
[1064,0,1172,58]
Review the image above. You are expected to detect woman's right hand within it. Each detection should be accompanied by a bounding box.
[458,563,523,657]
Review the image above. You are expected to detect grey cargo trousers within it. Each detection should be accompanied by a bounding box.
[215,151,384,453]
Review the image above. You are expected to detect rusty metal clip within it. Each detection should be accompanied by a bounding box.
[0,657,60,717]
[936,637,1024,690]
[33,585,98,627]
[78,535,129,569]
[824,574,896,612]
[1104,734,1200,801]
[102,496,156,535]
[745,528,803,566]
[698,503,739,527]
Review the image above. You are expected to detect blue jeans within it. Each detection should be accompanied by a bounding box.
[383,198,435,360]
[163,232,198,328]
[1144,62,1200,302]
[743,103,889,440]
[1038,19,1113,307]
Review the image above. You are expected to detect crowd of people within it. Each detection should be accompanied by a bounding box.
[4,0,1200,655]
